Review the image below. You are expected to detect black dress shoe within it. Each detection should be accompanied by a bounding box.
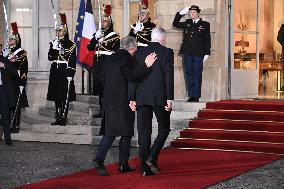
[141,169,155,176]
[5,140,13,146]
[92,160,109,176]
[186,97,193,102]
[93,113,102,118]
[146,160,160,174]
[118,165,135,173]
[192,97,199,102]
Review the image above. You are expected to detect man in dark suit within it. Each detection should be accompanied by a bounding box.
[173,5,211,102]
[277,24,284,86]
[0,47,19,146]
[130,27,174,176]
[92,36,157,176]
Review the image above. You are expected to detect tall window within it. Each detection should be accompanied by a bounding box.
[9,0,58,72]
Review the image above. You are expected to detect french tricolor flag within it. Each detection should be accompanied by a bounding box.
[74,0,96,68]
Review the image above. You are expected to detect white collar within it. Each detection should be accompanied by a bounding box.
[193,18,200,23]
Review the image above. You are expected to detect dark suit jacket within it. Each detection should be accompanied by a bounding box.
[278,24,284,47]
[131,42,174,107]
[0,57,19,108]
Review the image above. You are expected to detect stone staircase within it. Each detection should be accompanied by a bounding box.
[10,94,206,147]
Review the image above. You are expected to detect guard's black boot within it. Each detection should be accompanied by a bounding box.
[10,126,20,133]
[51,103,61,125]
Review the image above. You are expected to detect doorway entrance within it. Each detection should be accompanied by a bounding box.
[229,0,284,99]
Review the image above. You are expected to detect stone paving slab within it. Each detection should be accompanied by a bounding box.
[0,141,283,189]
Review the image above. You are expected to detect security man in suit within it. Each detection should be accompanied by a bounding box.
[173,5,211,102]
[129,28,174,176]
[129,0,156,48]
[87,4,120,118]
[0,45,19,146]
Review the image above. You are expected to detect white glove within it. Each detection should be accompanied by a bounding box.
[203,55,210,63]
[179,7,190,15]
[131,22,144,34]
[19,86,24,94]
[52,39,61,50]
[67,77,73,82]
[2,48,9,57]
[95,29,103,39]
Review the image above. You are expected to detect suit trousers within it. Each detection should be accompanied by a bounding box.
[137,105,171,171]
[95,135,132,166]
[0,86,11,141]
[183,54,204,98]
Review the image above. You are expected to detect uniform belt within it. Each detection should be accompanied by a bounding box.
[138,42,148,47]
[55,60,68,64]
[98,51,114,55]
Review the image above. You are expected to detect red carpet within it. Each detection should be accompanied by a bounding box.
[171,100,284,154]
[14,148,281,189]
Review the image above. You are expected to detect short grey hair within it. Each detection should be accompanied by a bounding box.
[120,36,137,50]
[151,27,166,42]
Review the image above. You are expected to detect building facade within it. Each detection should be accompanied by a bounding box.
[1,0,283,110]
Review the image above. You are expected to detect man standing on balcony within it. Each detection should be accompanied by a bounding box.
[173,5,211,102]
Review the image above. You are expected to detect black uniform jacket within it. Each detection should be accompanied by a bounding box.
[173,13,211,56]
[8,47,29,108]
[130,42,174,107]
[0,56,19,108]
[129,20,156,47]
[47,38,76,102]
[87,29,120,95]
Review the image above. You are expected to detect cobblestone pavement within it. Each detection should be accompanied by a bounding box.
[0,140,283,189]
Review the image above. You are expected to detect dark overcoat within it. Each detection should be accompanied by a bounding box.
[47,38,76,102]
[0,57,18,108]
[8,48,29,108]
[100,49,137,136]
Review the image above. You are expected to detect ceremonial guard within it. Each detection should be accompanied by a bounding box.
[6,22,29,133]
[173,5,211,102]
[47,13,76,126]
[87,4,120,118]
[129,0,156,48]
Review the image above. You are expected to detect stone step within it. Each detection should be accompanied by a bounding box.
[11,131,94,144]
[45,101,100,114]
[173,100,206,112]
[76,94,100,104]
[38,106,92,125]
[31,124,101,135]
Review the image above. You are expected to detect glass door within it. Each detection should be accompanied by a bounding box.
[230,0,260,99]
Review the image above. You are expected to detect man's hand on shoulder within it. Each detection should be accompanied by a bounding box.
[145,52,157,67]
